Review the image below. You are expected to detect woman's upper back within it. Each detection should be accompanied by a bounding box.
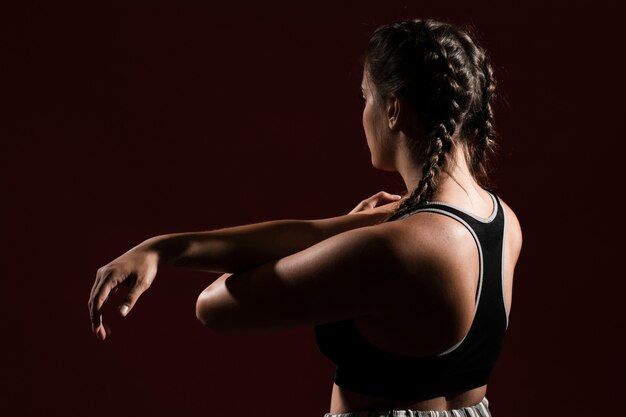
[314,189,522,401]
[365,190,520,353]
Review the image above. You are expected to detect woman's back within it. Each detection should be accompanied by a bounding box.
[320,188,522,413]
[358,188,520,356]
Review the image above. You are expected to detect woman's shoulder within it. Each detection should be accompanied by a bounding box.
[371,210,482,289]
[376,204,481,244]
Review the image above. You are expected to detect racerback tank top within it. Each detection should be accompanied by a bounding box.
[314,191,509,401]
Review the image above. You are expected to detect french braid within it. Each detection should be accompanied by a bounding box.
[361,19,498,221]
[471,53,498,185]
[393,22,464,218]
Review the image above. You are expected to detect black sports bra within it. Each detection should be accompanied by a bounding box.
[314,191,509,401]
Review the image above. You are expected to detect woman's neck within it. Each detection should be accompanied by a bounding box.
[398,141,486,206]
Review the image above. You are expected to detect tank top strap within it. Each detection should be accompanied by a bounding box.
[386,190,501,224]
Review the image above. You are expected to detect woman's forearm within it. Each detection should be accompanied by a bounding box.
[138,209,390,274]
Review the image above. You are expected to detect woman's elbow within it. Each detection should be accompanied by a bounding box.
[195,286,237,333]
[195,289,221,329]
[195,273,234,330]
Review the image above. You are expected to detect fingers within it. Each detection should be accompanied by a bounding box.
[348,201,367,214]
[91,277,115,324]
[88,267,129,341]
[365,191,402,209]
[349,191,403,214]
[376,191,403,202]
[120,283,145,317]
[88,270,104,334]
[89,269,103,309]
[89,274,116,340]
[88,252,158,342]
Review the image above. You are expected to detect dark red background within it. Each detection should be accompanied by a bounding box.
[2,1,623,416]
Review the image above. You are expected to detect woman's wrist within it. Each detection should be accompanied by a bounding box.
[136,234,190,268]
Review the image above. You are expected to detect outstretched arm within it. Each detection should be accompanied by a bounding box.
[88,191,403,341]
[142,192,403,274]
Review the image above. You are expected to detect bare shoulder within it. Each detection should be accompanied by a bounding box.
[372,212,481,291]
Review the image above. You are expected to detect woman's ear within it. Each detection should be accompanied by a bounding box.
[386,95,401,130]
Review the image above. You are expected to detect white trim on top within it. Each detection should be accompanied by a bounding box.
[425,191,498,223]
[500,197,510,330]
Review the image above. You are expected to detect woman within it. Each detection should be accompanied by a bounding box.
[88,18,522,417]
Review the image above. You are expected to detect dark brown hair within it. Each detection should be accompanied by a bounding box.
[362,18,499,221]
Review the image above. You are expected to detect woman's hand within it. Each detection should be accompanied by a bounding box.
[348,191,405,215]
[88,244,159,341]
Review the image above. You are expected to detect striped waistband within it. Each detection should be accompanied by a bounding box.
[323,396,490,417]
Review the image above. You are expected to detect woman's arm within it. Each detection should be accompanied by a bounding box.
[141,203,397,274]
[88,192,403,341]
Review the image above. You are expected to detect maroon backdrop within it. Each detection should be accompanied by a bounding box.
[2,1,622,416]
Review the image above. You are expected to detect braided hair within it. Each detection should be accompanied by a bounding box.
[361,19,498,221]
